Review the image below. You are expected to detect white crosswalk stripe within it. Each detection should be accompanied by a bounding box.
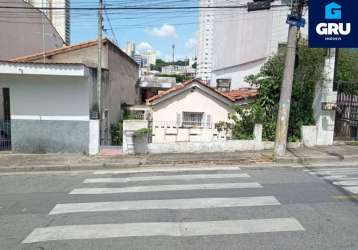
[83,173,250,183]
[343,186,358,194]
[22,218,305,243]
[49,196,281,215]
[23,168,305,244]
[70,182,262,194]
[333,180,358,186]
[309,167,358,194]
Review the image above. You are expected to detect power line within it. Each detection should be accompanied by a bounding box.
[0,4,287,10]
[104,6,119,45]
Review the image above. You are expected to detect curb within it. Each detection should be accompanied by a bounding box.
[0,156,358,173]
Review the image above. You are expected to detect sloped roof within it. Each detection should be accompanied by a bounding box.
[146,79,236,105]
[10,38,138,66]
[223,89,258,101]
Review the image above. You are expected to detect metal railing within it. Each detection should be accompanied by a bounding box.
[0,121,11,151]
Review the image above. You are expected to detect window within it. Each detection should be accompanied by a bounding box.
[182,112,204,128]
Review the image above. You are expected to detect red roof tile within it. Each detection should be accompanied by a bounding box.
[223,89,258,101]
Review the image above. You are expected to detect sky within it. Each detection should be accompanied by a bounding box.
[70,0,199,61]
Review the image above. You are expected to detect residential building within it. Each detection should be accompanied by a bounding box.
[143,51,157,67]
[125,41,136,58]
[0,61,99,154]
[140,75,176,103]
[197,0,214,82]
[133,54,145,68]
[197,0,308,89]
[161,65,196,77]
[24,0,71,44]
[10,38,140,146]
[146,79,235,143]
[0,0,64,60]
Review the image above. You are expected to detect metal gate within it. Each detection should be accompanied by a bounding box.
[334,93,358,141]
[0,121,11,151]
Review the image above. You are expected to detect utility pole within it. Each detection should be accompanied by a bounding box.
[97,0,103,118]
[172,44,175,66]
[274,0,306,158]
[41,0,46,63]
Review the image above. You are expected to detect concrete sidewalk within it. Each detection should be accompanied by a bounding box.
[0,151,273,172]
[0,145,357,172]
[278,145,358,164]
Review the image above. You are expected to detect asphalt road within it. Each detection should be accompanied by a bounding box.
[1,165,358,250]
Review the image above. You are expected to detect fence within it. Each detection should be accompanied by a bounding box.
[0,121,11,151]
[335,93,358,140]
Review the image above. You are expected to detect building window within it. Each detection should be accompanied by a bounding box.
[182,112,204,128]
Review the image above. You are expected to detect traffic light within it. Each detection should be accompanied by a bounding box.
[247,0,273,12]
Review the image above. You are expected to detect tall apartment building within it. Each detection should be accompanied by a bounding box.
[197,0,307,89]
[25,0,70,44]
[143,51,157,67]
[125,41,136,58]
[197,0,214,82]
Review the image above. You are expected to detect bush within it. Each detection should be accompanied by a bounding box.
[134,128,152,137]
[111,122,123,145]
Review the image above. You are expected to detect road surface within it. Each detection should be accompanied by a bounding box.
[1,165,358,249]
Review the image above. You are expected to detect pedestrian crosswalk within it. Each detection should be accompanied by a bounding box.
[22,167,305,245]
[309,167,358,194]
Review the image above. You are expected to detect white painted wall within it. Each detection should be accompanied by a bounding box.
[313,49,337,145]
[212,59,265,89]
[89,119,100,155]
[0,75,90,118]
[210,2,289,88]
[122,120,148,154]
[151,88,233,143]
[198,0,310,89]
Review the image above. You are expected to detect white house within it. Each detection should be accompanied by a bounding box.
[146,79,235,143]
[0,61,100,154]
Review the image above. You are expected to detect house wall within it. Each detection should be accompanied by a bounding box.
[0,0,64,60]
[31,42,140,125]
[0,74,91,153]
[151,88,233,143]
[211,59,266,89]
[108,44,140,124]
[31,45,109,69]
[313,49,337,145]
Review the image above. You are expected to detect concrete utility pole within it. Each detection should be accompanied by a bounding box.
[274,0,305,158]
[172,44,175,66]
[97,0,103,118]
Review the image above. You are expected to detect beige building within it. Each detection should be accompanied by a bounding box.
[146,79,235,143]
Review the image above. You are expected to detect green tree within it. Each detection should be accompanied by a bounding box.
[336,49,358,95]
[217,40,327,142]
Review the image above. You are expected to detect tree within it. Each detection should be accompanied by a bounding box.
[217,40,327,141]
[336,49,358,95]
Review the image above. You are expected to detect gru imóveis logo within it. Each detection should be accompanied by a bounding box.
[325,2,341,20]
[309,0,357,48]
